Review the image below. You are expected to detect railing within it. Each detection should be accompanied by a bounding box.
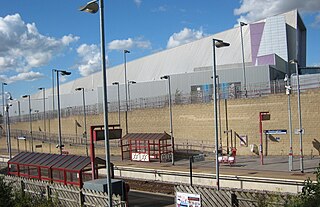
[8,77,320,124]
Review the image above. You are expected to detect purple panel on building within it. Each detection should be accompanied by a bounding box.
[257,54,275,65]
[250,22,265,65]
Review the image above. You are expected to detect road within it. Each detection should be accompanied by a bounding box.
[128,190,175,207]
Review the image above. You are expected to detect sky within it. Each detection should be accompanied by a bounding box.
[0,0,319,99]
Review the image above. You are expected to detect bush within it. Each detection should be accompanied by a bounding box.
[287,164,320,207]
[0,176,55,207]
[0,176,14,207]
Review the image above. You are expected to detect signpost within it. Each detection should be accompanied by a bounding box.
[259,112,270,165]
[189,154,205,186]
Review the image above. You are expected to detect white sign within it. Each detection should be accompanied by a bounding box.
[131,153,149,162]
[294,128,305,135]
[176,192,201,207]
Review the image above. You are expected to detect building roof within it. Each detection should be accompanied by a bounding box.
[122,132,171,141]
[8,152,105,172]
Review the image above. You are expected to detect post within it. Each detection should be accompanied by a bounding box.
[225,99,229,154]
[294,61,304,173]
[82,88,88,157]
[5,104,11,159]
[285,74,293,171]
[212,39,219,190]
[56,70,63,155]
[189,156,193,186]
[167,77,174,165]
[124,50,130,134]
[117,83,120,125]
[240,22,247,97]
[99,0,113,204]
[259,112,263,165]
[79,1,113,205]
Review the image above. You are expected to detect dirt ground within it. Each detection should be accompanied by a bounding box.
[123,178,175,195]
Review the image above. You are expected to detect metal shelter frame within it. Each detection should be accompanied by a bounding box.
[7,152,106,187]
[121,133,173,162]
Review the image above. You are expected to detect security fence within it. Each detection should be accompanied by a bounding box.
[8,76,320,124]
[3,175,126,207]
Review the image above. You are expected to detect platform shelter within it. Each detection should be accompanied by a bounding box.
[121,132,173,162]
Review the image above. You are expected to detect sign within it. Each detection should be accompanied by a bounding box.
[192,154,205,162]
[240,135,247,146]
[294,128,305,135]
[261,113,270,121]
[132,153,149,162]
[264,129,287,135]
[176,192,201,207]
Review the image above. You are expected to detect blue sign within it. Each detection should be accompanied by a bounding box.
[264,129,287,135]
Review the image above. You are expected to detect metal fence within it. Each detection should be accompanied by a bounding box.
[175,184,295,207]
[3,175,126,207]
[8,76,320,124]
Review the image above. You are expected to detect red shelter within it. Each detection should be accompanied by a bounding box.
[121,132,173,162]
[7,152,106,187]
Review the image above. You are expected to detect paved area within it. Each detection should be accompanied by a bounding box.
[111,154,320,181]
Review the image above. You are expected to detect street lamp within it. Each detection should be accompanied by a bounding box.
[160,75,174,165]
[289,59,304,173]
[128,80,136,111]
[75,87,88,156]
[2,82,7,124]
[240,22,248,97]
[22,94,33,152]
[284,74,293,171]
[80,1,113,206]
[112,82,121,126]
[38,87,48,152]
[124,49,130,134]
[5,92,12,159]
[2,82,7,152]
[212,38,230,190]
[54,69,71,154]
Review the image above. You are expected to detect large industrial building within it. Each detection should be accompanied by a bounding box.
[15,9,307,115]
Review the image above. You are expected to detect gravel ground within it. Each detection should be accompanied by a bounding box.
[123,178,175,195]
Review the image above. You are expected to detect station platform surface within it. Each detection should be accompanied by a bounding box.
[110,154,320,181]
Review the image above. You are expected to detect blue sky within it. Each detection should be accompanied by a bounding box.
[0,0,319,99]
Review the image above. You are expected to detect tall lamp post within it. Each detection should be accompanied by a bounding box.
[289,59,304,173]
[38,87,48,152]
[5,92,12,159]
[124,49,130,134]
[75,87,88,156]
[160,75,174,165]
[128,80,136,111]
[54,69,71,154]
[212,38,230,190]
[80,1,113,206]
[240,22,248,97]
[112,82,121,125]
[2,82,7,150]
[284,74,293,171]
[22,94,33,152]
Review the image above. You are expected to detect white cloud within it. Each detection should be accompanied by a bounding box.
[134,0,142,7]
[8,71,44,82]
[152,5,169,12]
[166,28,205,49]
[76,44,102,77]
[311,13,320,27]
[234,0,320,25]
[0,13,79,77]
[108,37,151,51]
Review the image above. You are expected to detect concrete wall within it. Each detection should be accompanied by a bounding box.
[10,89,320,156]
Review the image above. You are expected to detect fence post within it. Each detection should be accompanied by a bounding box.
[79,189,84,206]
[231,192,238,207]
[20,180,25,196]
[46,184,51,200]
